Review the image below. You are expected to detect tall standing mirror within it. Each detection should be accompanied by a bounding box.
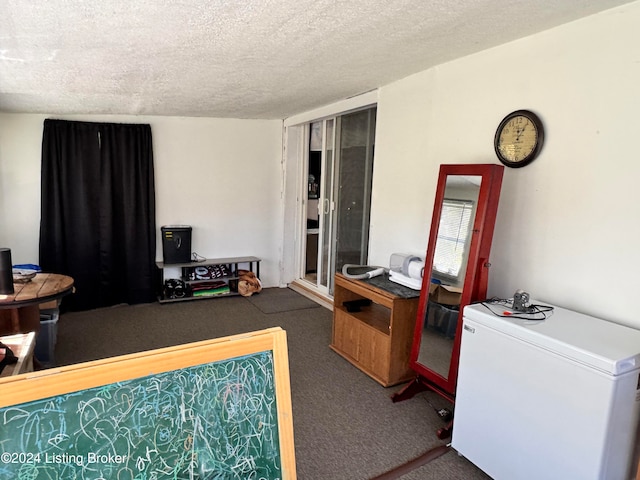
[393,164,504,408]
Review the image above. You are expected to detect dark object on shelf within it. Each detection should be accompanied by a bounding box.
[343,298,372,312]
[161,225,192,264]
[164,279,189,299]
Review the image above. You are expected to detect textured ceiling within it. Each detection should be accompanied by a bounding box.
[0,0,633,119]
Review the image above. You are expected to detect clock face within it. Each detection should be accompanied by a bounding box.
[494,110,544,168]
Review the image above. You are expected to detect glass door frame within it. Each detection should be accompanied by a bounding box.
[301,118,335,297]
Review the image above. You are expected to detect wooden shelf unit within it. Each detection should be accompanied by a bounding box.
[330,273,419,387]
[156,256,261,303]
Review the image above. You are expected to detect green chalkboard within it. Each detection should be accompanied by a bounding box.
[0,351,283,479]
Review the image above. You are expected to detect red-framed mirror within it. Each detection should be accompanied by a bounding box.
[393,164,504,411]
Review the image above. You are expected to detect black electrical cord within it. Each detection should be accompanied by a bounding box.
[422,395,453,422]
[479,298,554,321]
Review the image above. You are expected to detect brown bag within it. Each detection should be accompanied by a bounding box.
[237,270,262,297]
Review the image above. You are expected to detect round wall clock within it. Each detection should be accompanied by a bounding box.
[494,110,544,168]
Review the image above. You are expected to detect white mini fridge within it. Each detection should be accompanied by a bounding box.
[452,302,640,480]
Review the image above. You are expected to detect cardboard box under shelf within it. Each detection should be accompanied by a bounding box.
[429,284,463,306]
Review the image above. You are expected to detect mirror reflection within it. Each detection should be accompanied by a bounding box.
[416,175,482,378]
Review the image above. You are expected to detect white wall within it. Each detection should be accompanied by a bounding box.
[370,2,640,328]
[3,2,640,323]
[0,114,283,287]
[0,114,43,263]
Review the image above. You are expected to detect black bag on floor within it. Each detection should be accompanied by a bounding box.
[0,342,18,374]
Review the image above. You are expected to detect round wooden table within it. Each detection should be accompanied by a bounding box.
[0,273,74,335]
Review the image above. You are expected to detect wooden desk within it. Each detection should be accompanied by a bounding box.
[0,332,35,377]
[0,274,73,335]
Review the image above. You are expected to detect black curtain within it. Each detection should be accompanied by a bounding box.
[39,119,156,311]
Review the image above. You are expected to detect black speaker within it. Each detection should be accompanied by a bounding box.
[0,248,14,295]
[161,226,192,264]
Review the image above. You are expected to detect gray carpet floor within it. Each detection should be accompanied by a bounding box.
[53,288,491,480]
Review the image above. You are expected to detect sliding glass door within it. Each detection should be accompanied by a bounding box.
[303,120,332,292]
[303,107,376,295]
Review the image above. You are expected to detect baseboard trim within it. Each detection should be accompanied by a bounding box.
[288,280,333,311]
